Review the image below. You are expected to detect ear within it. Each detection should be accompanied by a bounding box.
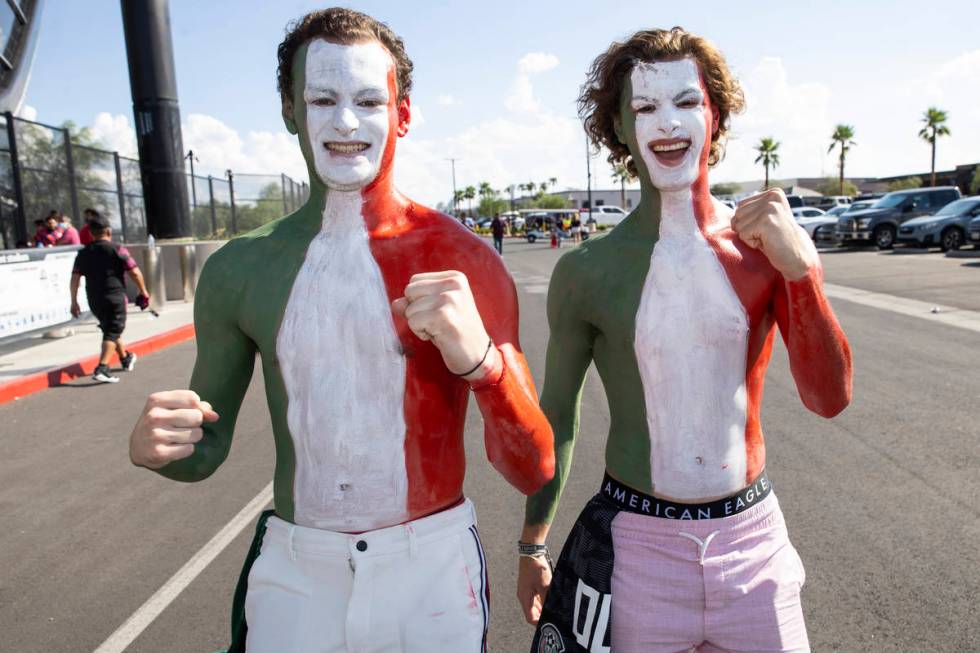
[282,98,298,135]
[396,96,411,137]
[711,106,719,136]
[613,115,626,145]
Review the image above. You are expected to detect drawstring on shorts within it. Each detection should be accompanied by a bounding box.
[678,529,721,566]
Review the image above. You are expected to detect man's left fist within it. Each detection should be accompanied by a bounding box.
[731,188,819,281]
[392,271,498,380]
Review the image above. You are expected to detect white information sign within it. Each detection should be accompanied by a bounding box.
[0,246,89,338]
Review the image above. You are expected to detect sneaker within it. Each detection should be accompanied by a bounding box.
[121,352,137,371]
[92,364,120,384]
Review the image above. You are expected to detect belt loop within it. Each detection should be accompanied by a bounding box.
[287,524,297,562]
[406,524,418,560]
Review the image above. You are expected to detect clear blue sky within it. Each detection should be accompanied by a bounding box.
[26,1,980,201]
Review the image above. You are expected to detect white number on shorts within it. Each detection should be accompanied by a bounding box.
[572,578,610,653]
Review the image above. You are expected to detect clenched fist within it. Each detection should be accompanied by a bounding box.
[391,270,499,381]
[129,390,219,469]
[731,188,819,281]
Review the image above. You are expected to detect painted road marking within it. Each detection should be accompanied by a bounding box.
[93,482,274,653]
[824,283,980,334]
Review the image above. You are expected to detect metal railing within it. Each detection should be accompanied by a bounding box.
[0,112,309,249]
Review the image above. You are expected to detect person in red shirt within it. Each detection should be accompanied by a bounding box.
[79,208,99,245]
[56,213,81,245]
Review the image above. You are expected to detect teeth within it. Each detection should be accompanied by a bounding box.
[652,141,690,152]
[326,142,369,153]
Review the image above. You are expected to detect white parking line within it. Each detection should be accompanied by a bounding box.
[93,482,274,653]
[824,283,980,333]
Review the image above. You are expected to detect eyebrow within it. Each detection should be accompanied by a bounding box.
[304,84,388,95]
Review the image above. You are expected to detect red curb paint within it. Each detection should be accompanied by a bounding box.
[0,323,196,406]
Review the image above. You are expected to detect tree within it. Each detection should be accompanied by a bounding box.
[754,137,780,189]
[548,176,558,189]
[886,176,923,192]
[828,124,856,196]
[816,177,859,197]
[533,194,571,209]
[462,185,476,213]
[611,162,631,208]
[478,181,494,201]
[453,189,465,214]
[970,166,980,195]
[919,107,950,187]
[710,182,741,197]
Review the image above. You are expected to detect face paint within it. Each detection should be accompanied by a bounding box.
[629,58,711,193]
[304,39,393,191]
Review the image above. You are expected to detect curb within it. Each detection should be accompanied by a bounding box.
[0,323,196,406]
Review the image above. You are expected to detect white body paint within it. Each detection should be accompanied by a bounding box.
[277,192,408,531]
[630,59,708,192]
[304,39,392,191]
[630,58,750,500]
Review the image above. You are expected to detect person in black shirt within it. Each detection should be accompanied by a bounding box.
[70,215,151,383]
[491,212,505,254]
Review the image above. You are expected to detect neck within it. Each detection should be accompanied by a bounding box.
[302,161,411,238]
[636,169,717,239]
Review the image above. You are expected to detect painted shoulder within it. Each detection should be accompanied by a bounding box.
[409,202,512,282]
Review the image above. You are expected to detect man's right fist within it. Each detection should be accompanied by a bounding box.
[129,390,219,469]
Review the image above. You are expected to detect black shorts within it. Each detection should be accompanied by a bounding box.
[88,293,127,341]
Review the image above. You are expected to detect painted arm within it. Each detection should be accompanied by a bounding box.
[156,252,257,482]
[470,270,555,496]
[523,254,595,532]
[772,263,852,418]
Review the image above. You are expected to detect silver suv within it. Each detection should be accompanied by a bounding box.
[835,187,961,249]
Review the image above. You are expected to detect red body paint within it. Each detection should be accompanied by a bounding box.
[357,69,554,520]
[690,74,852,484]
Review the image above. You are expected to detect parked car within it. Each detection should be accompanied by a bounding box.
[822,205,851,218]
[792,207,826,219]
[798,215,838,241]
[969,215,980,249]
[895,196,980,251]
[815,195,852,210]
[844,199,878,213]
[583,205,628,226]
[835,186,961,249]
[525,228,569,244]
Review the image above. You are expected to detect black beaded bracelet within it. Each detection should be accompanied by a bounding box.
[454,337,493,378]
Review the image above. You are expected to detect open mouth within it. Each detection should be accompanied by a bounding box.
[324,141,370,156]
[648,138,691,167]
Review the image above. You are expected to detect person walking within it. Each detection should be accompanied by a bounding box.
[491,212,505,254]
[70,214,150,383]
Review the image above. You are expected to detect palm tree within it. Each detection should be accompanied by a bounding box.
[548,176,558,189]
[754,137,780,189]
[828,125,856,195]
[478,181,494,200]
[525,181,536,196]
[453,189,465,214]
[463,185,476,213]
[611,162,631,209]
[919,107,950,187]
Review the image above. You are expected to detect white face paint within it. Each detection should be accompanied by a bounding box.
[630,58,711,192]
[304,39,393,191]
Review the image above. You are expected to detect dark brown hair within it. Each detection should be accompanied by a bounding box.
[277,7,414,102]
[579,27,745,176]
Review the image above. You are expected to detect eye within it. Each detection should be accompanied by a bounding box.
[358,98,384,108]
[311,97,335,107]
[633,103,655,114]
[677,98,700,109]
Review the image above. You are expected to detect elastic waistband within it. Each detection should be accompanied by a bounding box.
[600,470,772,521]
[265,498,477,557]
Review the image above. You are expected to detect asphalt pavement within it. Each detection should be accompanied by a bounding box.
[1,238,977,651]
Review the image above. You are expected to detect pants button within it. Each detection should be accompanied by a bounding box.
[356,540,368,552]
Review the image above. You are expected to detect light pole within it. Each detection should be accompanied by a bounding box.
[585,132,593,215]
[446,158,459,215]
[184,149,199,208]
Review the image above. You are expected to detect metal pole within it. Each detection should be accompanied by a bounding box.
[280,173,288,214]
[585,132,593,214]
[186,149,197,208]
[5,112,27,245]
[63,129,81,220]
[121,0,192,238]
[207,175,216,235]
[114,152,129,243]
[227,169,237,234]
[446,158,458,214]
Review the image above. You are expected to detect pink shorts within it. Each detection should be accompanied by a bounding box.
[610,492,809,652]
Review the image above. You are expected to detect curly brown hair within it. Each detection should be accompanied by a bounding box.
[277,7,414,103]
[579,27,744,176]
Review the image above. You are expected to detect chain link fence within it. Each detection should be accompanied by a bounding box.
[0,112,309,249]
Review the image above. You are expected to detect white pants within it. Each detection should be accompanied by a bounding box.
[244,498,488,652]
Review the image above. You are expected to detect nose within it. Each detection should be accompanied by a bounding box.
[657,117,681,136]
[331,106,358,136]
